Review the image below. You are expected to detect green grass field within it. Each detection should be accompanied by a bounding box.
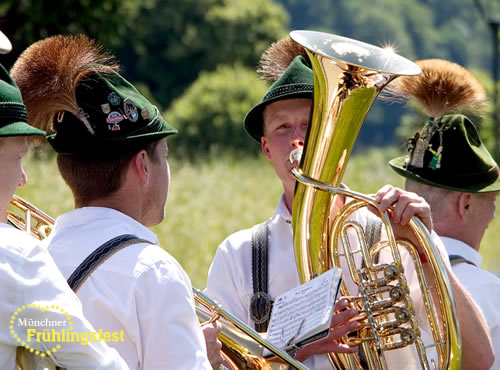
[16,147,500,288]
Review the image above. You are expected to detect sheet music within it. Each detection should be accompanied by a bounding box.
[266,267,342,350]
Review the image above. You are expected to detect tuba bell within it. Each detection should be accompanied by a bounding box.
[288,30,461,369]
[8,196,308,370]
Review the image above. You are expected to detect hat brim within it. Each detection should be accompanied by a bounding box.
[0,121,45,137]
[389,156,500,193]
[48,125,177,158]
[243,91,312,142]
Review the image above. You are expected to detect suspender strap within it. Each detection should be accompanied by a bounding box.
[249,221,273,333]
[364,212,383,249]
[449,254,476,267]
[67,234,151,292]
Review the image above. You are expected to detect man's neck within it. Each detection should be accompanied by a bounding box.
[284,190,346,217]
[435,225,479,251]
[77,196,143,225]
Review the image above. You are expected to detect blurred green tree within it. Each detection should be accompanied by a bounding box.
[277,0,490,68]
[276,0,493,147]
[116,0,288,108]
[165,64,268,157]
[0,0,141,67]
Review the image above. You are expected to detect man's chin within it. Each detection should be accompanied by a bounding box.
[144,211,165,228]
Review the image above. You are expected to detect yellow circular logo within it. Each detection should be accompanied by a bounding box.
[10,304,72,357]
[10,302,125,356]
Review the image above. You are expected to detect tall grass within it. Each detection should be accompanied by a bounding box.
[17,147,500,288]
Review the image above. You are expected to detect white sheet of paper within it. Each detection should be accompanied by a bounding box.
[266,267,342,350]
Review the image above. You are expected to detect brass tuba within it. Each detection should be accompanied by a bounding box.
[8,196,308,370]
[288,30,461,369]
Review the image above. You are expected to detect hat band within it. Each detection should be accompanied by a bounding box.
[263,83,313,102]
[409,164,500,190]
[126,107,164,137]
[0,102,28,126]
[57,106,165,139]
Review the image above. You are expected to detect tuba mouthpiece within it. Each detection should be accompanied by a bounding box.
[289,148,303,168]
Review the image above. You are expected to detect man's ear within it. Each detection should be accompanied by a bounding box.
[261,136,271,160]
[131,150,149,185]
[457,192,472,218]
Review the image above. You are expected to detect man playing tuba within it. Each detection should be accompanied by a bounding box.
[205,37,494,369]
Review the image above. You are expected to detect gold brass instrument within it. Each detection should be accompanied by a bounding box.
[8,196,308,370]
[194,288,307,369]
[8,195,53,239]
[8,196,57,370]
[288,30,461,369]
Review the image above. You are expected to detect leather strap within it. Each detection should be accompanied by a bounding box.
[249,221,273,333]
[67,234,151,292]
[364,212,382,249]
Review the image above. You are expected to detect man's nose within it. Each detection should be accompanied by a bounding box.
[291,138,304,149]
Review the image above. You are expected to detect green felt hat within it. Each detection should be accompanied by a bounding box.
[243,56,313,142]
[0,64,45,137]
[48,68,177,158]
[390,114,500,193]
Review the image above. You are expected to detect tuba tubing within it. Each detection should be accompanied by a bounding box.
[288,30,461,369]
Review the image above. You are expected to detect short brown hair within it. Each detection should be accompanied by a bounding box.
[57,140,160,205]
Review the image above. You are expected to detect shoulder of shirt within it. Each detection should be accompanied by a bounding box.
[84,240,186,282]
[217,226,254,251]
[453,262,500,284]
[0,226,42,257]
[133,242,185,274]
[217,213,281,249]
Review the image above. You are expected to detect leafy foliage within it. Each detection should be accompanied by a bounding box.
[0,0,141,67]
[1,0,498,156]
[166,64,268,157]
[277,0,497,150]
[115,0,288,107]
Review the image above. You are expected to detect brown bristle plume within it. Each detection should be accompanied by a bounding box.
[385,59,487,118]
[257,36,309,82]
[10,34,119,134]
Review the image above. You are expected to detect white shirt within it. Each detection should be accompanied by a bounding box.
[44,207,211,370]
[0,223,128,370]
[206,194,450,369]
[441,236,500,370]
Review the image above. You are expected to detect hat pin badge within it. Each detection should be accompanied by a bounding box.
[123,98,138,122]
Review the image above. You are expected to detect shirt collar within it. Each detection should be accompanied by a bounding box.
[52,206,159,244]
[440,236,482,267]
[274,193,292,223]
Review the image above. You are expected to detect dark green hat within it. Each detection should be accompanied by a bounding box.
[48,69,177,158]
[390,114,500,193]
[0,64,45,137]
[243,56,313,142]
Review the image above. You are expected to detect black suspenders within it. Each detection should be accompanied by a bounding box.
[249,221,273,333]
[449,254,476,267]
[67,234,151,292]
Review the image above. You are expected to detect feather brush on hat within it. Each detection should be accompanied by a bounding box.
[257,36,309,82]
[10,34,119,134]
[385,58,487,118]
